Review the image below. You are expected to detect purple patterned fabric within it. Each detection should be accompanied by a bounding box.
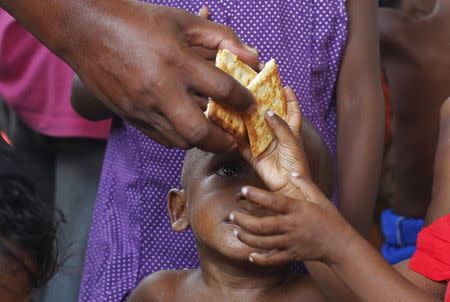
[79,1,347,301]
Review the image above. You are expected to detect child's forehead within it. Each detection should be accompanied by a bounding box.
[183,149,242,169]
[181,149,244,182]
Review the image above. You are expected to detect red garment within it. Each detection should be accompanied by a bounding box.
[409,214,450,301]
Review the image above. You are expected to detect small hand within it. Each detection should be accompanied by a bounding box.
[230,174,354,266]
[240,87,310,197]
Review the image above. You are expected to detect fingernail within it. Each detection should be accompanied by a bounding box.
[266,109,275,117]
[244,44,258,55]
[259,62,266,71]
[241,186,249,196]
[291,171,300,178]
[229,213,235,221]
[249,255,255,262]
[232,229,239,236]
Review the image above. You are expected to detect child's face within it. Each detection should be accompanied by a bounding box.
[0,239,35,302]
[169,149,277,261]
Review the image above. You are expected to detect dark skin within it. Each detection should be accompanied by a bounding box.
[1,0,259,153]
[379,0,450,218]
[129,88,333,302]
[69,1,384,240]
[0,239,36,302]
[233,99,450,301]
[400,0,436,17]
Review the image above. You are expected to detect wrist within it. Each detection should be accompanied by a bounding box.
[322,221,361,266]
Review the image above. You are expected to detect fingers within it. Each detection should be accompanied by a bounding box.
[236,229,288,250]
[257,61,266,72]
[185,15,259,66]
[190,93,209,111]
[289,173,328,205]
[159,89,238,152]
[240,186,290,213]
[198,6,209,19]
[249,250,291,266]
[284,86,302,137]
[190,47,217,62]
[231,211,287,235]
[185,56,256,113]
[265,109,298,146]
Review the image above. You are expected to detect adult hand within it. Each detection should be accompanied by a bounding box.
[5,1,259,152]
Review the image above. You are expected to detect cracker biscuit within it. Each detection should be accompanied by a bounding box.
[245,59,287,157]
[205,49,257,139]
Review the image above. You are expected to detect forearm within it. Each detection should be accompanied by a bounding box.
[72,74,112,121]
[0,0,129,60]
[337,0,384,237]
[305,261,360,302]
[329,231,439,302]
[394,260,447,300]
[337,90,384,237]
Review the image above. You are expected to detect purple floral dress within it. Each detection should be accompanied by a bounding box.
[79,1,347,301]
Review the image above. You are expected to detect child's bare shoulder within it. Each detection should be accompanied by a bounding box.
[128,269,195,302]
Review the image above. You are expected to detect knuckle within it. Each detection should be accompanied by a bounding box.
[184,125,208,146]
[219,24,237,38]
[285,218,298,232]
[215,77,235,100]
[156,45,184,69]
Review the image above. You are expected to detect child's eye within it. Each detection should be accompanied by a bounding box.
[215,165,239,177]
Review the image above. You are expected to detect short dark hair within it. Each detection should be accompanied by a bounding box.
[379,0,402,8]
[0,138,61,288]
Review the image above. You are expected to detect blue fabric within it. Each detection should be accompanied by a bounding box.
[381,208,424,264]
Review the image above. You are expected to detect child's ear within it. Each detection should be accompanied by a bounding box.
[167,189,189,232]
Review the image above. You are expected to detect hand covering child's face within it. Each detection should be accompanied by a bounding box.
[169,149,276,261]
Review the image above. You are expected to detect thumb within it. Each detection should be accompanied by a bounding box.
[289,173,327,205]
[186,16,259,66]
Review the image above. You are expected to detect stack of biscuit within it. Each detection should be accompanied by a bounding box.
[206,49,287,157]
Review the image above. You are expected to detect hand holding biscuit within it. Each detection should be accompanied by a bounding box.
[240,87,311,198]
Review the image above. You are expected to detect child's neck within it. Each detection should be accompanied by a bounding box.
[197,248,292,298]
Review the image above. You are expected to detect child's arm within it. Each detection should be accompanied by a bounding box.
[394,260,447,300]
[71,73,113,121]
[231,178,440,302]
[336,0,384,237]
[424,98,450,225]
[234,98,450,302]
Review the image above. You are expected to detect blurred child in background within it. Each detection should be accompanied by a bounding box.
[0,137,61,302]
[378,0,450,264]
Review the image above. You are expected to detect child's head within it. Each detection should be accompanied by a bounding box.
[167,119,333,264]
[400,0,435,16]
[0,139,59,302]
